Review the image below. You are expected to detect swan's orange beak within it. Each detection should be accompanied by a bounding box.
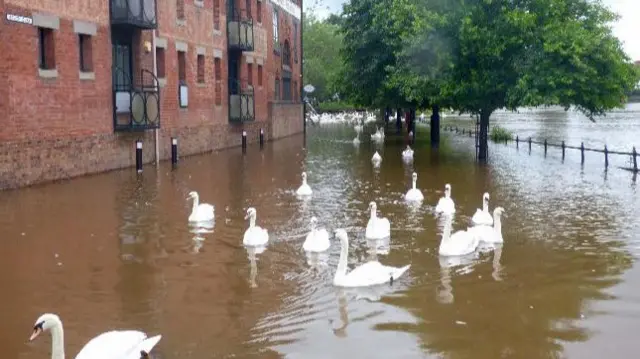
[29,327,42,341]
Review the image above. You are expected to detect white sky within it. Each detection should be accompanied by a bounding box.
[306,0,640,61]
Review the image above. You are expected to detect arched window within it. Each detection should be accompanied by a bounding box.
[282,40,291,67]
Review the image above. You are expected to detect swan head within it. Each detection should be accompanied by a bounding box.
[493,207,506,218]
[334,229,348,242]
[186,191,198,200]
[301,172,307,180]
[483,192,490,203]
[309,216,318,229]
[445,183,451,192]
[368,201,377,211]
[30,313,61,341]
[244,207,257,220]
[412,172,418,181]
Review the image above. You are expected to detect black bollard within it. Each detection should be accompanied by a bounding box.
[242,130,247,153]
[135,139,143,173]
[171,137,178,165]
[259,128,264,149]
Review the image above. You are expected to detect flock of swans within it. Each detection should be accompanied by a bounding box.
[28,119,507,359]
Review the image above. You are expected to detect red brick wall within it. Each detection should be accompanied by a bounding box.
[0,0,304,190]
[270,102,303,139]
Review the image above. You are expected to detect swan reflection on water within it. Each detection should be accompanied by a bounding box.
[188,220,214,254]
[245,246,263,288]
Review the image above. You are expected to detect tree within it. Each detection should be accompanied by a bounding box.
[302,12,344,103]
[400,0,639,161]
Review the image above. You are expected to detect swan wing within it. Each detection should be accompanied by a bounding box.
[471,210,493,226]
[346,262,410,286]
[122,335,162,359]
[244,227,269,246]
[303,229,330,252]
[75,330,158,359]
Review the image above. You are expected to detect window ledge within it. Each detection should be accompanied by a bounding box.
[39,68,58,79]
[79,71,95,80]
[213,29,222,36]
[194,0,204,7]
[177,19,186,27]
[158,78,167,87]
[196,83,206,87]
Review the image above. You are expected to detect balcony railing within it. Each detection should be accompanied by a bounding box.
[227,9,254,52]
[113,68,161,131]
[229,79,255,123]
[110,0,158,29]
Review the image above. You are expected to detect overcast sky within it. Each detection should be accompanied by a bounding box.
[305,0,640,61]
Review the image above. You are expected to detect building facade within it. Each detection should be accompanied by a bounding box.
[0,0,303,190]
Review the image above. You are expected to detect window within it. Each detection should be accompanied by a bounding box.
[293,22,298,63]
[283,40,291,66]
[214,58,222,105]
[177,0,185,20]
[283,77,291,101]
[272,9,279,51]
[257,1,262,23]
[246,0,251,19]
[197,54,205,83]
[213,0,220,30]
[247,63,253,86]
[275,77,280,100]
[78,34,93,72]
[178,51,186,83]
[257,65,263,86]
[38,28,55,70]
[156,47,166,78]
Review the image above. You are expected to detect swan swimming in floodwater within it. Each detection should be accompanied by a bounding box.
[434,184,456,215]
[439,214,479,256]
[402,145,414,162]
[333,229,410,287]
[468,207,506,244]
[404,172,424,202]
[303,216,331,252]
[371,151,382,166]
[365,201,391,239]
[471,192,493,226]
[243,207,269,247]
[187,191,215,222]
[296,172,313,196]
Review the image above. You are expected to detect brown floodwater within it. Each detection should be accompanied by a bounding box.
[1,106,639,359]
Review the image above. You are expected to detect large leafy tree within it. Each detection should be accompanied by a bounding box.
[302,12,344,103]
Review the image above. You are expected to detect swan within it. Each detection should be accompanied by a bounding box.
[353,132,361,145]
[333,229,411,287]
[439,214,479,256]
[243,207,269,246]
[471,192,494,226]
[404,172,424,202]
[354,121,363,134]
[187,191,215,222]
[303,216,331,252]
[434,184,456,215]
[296,172,313,196]
[468,207,506,244]
[365,201,391,239]
[402,145,414,162]
[28,313,161,359]
[371,127,384,142]
[371,151,382,165]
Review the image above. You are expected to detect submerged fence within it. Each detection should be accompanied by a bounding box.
[441,125,639,173]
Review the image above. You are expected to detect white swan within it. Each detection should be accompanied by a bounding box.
[365,201,391,239]
[439,215,479,256]
[471,192,494,226]
[468,207,506,244]
[29,313,162,359]
[187,191,215,222]
[402,145,414,162]
[434,184,456,215]
[371,151,382,166]
[243,207,269,246]
[303,216,330,252]
[354,122,363,134]
[404,172,424,202]
[353,132,361,145]
[296,172,313,196]
[371,127,384,143]
[333,229,410,287]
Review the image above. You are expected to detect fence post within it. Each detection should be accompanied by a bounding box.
[544,139,547,156]
[462,128,465,135]
[469,130,472,137]
[581,142,585,164]
[604,145,608,169]
[516,136,519,149]
[528,137,532,152]
[561,141,565,160]
[505,136,508,145]
[633,147,638,172]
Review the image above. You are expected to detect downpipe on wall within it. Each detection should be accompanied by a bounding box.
[152,30,160,165]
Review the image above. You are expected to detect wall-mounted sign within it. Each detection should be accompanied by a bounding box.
[270,0,301,20]
[6,13,33,25]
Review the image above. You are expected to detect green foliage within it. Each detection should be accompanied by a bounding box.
[315,101,362,113]
[490,126,514,143]
[302,12,344,102]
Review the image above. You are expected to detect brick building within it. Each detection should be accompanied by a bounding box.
[0,0,304,190]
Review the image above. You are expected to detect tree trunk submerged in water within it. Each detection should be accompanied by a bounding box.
[478,109,490,162]
[396,108,402,134]
[430,104,440,148]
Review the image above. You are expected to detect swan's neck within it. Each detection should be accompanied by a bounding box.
[369,207,377,220]
[445,191,450,199]
[412,179,417,190]
[191,196,200,213]
[51,322,65,359]
[335,239,349,281]
[302,178,308,186]
[483,200,489,212]
[442,218,452,242]
[493,216,502,236]
[249,216,256,228]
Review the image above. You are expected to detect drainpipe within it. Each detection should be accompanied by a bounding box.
[152,30,160,165]
[300,0,305,135]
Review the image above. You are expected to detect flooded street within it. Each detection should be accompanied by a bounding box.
[1,107,639,358]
